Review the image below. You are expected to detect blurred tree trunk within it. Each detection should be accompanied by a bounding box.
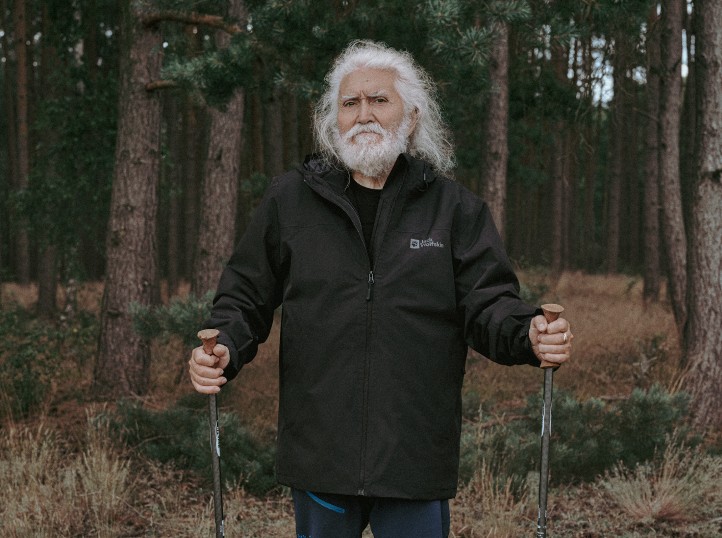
[685,0,722,431]
[284,92,300,166]
[643,7,662,303]
[164,93,183,296]
[480,21,509,241]
[680,6,696,234]
[94,3,163,398]
[36,3,61,317]
[550,39,567,273]
[658,0,687,334]
[1,0,15,296]
[606,35,628,274]
[192,0,246,296]
[12,0,30,283]
[251,87,265,173]
[265,87,285,177]
[182,99,203,281]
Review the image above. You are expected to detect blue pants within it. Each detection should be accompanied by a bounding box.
[292,489,450,538]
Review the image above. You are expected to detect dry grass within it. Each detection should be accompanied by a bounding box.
[601,443,722,525]
[0,414,133,537]
[3,273,721,537]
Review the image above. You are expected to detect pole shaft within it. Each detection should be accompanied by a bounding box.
[209,393,224,537]
[536,367,553,537]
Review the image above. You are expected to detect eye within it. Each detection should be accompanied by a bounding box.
[373,97,388,104]
[342,100,357,108]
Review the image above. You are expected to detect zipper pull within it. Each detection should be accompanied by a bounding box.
[366,271,375,301]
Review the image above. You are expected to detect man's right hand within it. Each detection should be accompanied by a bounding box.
[189,343,230,394]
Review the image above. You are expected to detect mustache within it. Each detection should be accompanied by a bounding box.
[343,122,388,141]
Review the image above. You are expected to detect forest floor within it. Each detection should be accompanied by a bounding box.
[1,271,721,537]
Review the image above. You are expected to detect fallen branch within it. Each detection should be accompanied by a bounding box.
[142,10,245,35]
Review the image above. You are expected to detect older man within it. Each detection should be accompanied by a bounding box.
[189,40,573,538]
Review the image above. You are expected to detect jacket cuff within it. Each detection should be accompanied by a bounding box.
[216,331,242,381]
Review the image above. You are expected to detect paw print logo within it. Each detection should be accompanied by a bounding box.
[410,239,420,249]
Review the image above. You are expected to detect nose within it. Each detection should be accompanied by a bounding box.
[357,100,373,124]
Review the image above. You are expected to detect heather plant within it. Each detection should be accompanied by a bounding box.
[112,393,277,496]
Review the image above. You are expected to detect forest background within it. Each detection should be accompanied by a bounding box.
[1,0,722,536]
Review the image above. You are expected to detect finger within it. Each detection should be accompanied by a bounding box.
[189,368,227,388]
[546,319,569,334]
[538,332,571,346]
[189,361,225,379]
[538,351,569,365]
[531,315,547,333]
[191,348,220,367]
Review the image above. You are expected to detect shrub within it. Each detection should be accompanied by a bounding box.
[130,291,214,348]
[459,385,694,487]
[112,393,277,496]
[0,307,98,419]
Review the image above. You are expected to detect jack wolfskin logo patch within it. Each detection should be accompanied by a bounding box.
[410,237,445,249]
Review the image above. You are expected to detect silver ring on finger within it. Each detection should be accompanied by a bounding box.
[563,332,568,344]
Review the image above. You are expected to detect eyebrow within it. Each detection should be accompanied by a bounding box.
[340,90,390,100]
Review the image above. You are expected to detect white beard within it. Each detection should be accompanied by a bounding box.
[333,117,410,179]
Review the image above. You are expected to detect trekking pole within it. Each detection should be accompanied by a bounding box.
[536,303,564,538]
[198,328,225,538]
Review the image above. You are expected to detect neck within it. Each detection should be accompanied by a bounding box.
[352,170,389,189]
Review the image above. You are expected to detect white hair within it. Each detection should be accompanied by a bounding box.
[314,40,455,175]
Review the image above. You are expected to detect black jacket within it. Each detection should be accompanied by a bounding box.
[206,154,541,500]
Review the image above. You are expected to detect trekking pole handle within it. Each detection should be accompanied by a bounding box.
[539,304,564,369]
[198,328,220,355]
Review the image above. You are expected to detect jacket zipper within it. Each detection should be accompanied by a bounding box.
[303,177,381,496]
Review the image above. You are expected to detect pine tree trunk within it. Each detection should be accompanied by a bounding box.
[658,0,687,334]
[12,0,30,283]
[93,3,162,398]
[643,8,662,302]
[684,0,722,431]
[480,21,509,240]
[192,0,246,297]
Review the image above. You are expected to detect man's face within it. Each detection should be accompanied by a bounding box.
[334,67,417,179]
[337,67,408,143]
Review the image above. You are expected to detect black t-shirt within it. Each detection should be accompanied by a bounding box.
[348,179,382,258]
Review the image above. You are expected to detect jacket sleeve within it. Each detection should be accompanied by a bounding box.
[203,182,283,380]
[452,190,541,366]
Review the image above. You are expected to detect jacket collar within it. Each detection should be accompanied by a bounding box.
[301,153,438,194]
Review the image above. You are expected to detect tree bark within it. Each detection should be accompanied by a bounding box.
[192,0,246,296]
[658,0,687,334]
[94,2,163,398]
[643,8,662,302]
[480,21,509,241]
[684,0,722,431]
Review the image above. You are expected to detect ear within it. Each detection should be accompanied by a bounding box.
[406,108,419,137]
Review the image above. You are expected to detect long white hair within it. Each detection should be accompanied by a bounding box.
[314,40,455,175]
